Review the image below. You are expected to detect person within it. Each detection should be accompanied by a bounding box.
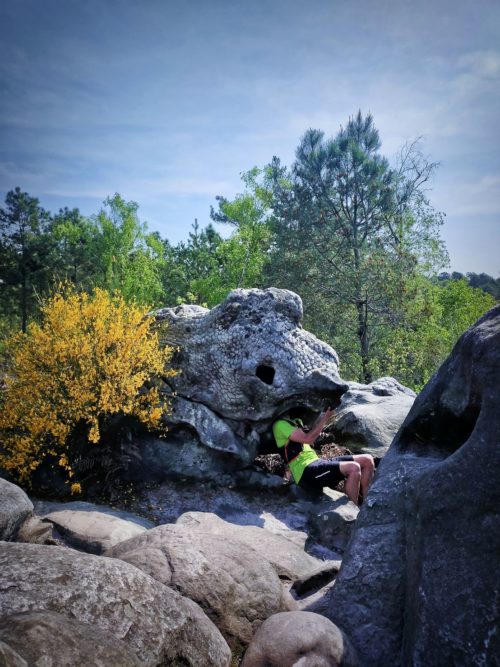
[272,408,374,505]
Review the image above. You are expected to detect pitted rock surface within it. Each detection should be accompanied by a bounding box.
[156,288,346,422]
[151,288,348,475]
[328,305,500,666]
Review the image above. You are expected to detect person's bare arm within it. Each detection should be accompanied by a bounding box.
[288,408,335,444]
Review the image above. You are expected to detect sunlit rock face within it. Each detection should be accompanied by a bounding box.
[327,304,500,667]
[156,288,348,422]
[146,288,348,477]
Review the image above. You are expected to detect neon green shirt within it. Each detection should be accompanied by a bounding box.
[272,419,319,484]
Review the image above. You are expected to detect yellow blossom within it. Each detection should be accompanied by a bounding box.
[0,286,176,488]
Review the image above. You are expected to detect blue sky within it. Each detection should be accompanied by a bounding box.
[1,0,499,276]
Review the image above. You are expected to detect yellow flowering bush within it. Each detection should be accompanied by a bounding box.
[0,287,175,491]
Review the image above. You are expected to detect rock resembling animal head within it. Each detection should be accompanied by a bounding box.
[156,288,348,423]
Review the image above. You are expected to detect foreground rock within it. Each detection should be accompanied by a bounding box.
[330,377,415,457]
[241,611,358,667]
[0,478,33,541]
[0,611,144,666]
[132,288,349,483]
[41,510,147,554]
[105,523,295,651]
[328,305,500,666]
[0,542,231,666]
[175,511,326,580]
[306,489,359,554]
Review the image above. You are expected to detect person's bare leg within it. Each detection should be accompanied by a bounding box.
[353,454,375,498]
[339,461,361,505]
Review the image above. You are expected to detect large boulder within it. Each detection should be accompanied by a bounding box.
[0,478,33,541]
[329,377,415,457]
[0,611,144,667]
[241,611,359,667]
[328,305,500,666]
[306,489,359,554]
[175,511,327,580]
[0,542,231,666]
[40,510,147,554]
[105,523,295,651]
[133,288,349,482]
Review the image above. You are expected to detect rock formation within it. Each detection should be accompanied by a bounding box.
[0,478,33,541]
[0,542,231,666]
[327,305,500,666]
[328,377,415,457]
[138,288,349,481]
[241,611,359,667]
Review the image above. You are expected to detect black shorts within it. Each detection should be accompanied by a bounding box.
[299,456,354,492]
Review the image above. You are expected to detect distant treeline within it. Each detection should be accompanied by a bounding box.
[438,272,500,300]
[1,112,497,390]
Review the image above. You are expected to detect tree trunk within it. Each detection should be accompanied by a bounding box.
[356,299,372,384]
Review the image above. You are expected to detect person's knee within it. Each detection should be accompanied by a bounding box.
[355,454,374,471]
[340,461,361,479]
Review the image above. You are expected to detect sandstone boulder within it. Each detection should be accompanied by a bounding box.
[137,288,349,482]
[41,509,147,554]
[306,489,359,554]
[0,542,231,666]
[0,611,144,666]
[328,305,500,666]
[241,611,358,667]
[175,511,326,580]
[330,377,415,457]
[0,478,33,541]
[105,523,295,651]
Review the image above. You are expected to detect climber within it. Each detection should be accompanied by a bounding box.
[272,408,374,505]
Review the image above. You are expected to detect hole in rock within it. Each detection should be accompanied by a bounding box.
[256,364,275,385]
[397,403,481,456]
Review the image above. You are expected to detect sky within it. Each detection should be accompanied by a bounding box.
[1,0,499,276]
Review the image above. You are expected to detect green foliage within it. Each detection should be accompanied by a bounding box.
[0,187,55,331]
[162,170,272,307]
[371,277,496,390]
[92,194,165,305]
[0,286,175,492]
[266,112,449,383]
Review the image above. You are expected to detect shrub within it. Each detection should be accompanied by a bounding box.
[0,287,175,491]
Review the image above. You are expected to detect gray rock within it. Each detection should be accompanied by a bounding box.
[32,500,155,529]
[306,489,359,554]
[330,377,415,457]
[175,511,327,580]
[147,288,348,480]
[41,510,147,554]
[241,611,359,667]
[105,523,295,651]
[0,640,27,667]
[0,478,33,541]
[328,305,500,666]
[0,611,145,666]
[0,542,231,667]
[15,515,63,545]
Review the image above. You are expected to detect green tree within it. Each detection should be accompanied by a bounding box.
[49,207,99,290]
[92,194,165,306]
[266,112,448,383]
[161,220,224,306]
[0,188,54,332]
[375,277,496,390]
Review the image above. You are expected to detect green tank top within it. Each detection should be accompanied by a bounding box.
[272,419,319,483]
